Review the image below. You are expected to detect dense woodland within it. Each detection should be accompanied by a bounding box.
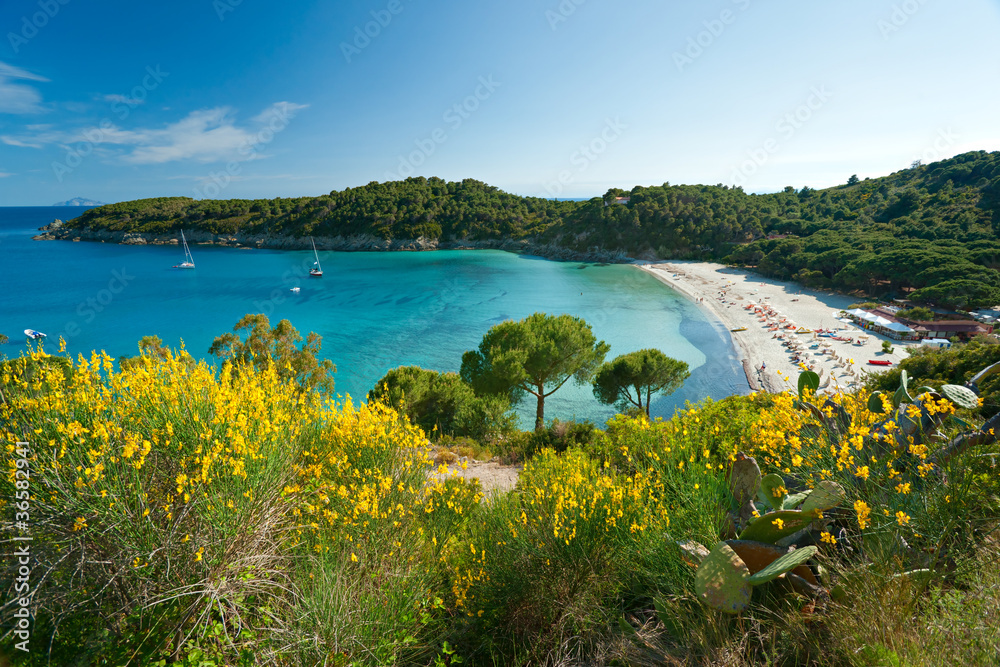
[67,151,1000,308]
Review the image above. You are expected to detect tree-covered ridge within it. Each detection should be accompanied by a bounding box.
[71,177,577,240]
[727,151,1000,308]
[65,151,1000,307]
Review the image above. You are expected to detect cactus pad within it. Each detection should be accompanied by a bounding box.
[800,480,846,513]
[746,546,819,585]
[798,370,820,398]
[738,509,816,543]
[867,391,887,414]
[695,541,752,614]
[759,473,787,512]
[941,384,979,410]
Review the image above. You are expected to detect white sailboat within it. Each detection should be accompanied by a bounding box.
[174,230,195,269]
[309,237,323,277]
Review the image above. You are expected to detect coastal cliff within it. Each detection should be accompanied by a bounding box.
[33,219,634,263]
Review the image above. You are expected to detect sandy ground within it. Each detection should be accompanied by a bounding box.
[636,261,913,394]
[430,459,522,496]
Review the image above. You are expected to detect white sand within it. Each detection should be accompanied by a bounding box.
[636,261,913,394]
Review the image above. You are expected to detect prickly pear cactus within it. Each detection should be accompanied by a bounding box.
[759,473,787,512]
[798,370,820,399]
[941,384,979,410]
[893,370,913,408]
[746,546,819,585]
[695,541,752,614]
[868,390,887,414]
[738,510,817,543]
[730,453,761,529]
[800,480,846,514]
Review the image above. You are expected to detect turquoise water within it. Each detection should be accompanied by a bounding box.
[0,207,748,426]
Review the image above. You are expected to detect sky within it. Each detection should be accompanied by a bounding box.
[1,0,999,206]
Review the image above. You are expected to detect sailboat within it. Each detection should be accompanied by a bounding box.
[174,230,195,269]
[309,237,323,277]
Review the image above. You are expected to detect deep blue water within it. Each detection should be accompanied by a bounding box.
[0,207,748,426]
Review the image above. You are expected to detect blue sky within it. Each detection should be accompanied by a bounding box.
[1,0,999,205]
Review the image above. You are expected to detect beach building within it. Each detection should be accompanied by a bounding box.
[844,308,993,342]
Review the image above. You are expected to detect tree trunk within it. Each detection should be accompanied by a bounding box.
[535,387,545,431]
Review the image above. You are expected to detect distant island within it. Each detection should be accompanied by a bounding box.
[35,151,1000,309]
[53,197,108,207]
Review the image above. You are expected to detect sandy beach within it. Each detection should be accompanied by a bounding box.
[636,261,912,394]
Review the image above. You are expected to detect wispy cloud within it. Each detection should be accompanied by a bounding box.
[2,102,308,164]
[0,61,49,114]
[103,94,144,106]
[0,172,14,178]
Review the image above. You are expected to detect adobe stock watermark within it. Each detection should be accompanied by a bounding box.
[7,0,72,54]
[878,0,931,40]
[340,0,413,63]
[542,117,627,198]
[194,102,301,199]
[673,0,752,72]
[384,75,501,181]
[912,128,959,166]
[11,441,33,653]
[730,85,833,187]
[545,0,588,31]
[51,66,169,183]
[213,0,243,21]
[57,268,135,340]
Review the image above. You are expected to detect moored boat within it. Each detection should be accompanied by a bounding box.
[309,237,323,277]
[174,230,195,269]
[24,329,46,340]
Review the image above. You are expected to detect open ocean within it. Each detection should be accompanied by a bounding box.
[0,206,748,427]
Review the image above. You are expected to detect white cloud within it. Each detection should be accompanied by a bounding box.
[103,94,144,106]
[1,102,308,165]
[0,61,48,114]
[1,135,44,148]
[0,172,13,178]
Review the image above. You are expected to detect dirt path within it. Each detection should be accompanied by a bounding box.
[431,459,522,496]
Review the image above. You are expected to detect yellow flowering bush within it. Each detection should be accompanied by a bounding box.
[0,346,445,665]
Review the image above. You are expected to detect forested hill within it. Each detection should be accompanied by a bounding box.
[62,151,1000,308]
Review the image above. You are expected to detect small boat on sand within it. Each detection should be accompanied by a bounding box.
[868,359,893,366]
[24,329,46,340]
[730,327,748,332]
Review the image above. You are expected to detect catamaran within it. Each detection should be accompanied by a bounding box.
[309,237,323,277]
[174,230,195,269]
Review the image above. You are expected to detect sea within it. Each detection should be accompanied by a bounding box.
[0,207,748,427]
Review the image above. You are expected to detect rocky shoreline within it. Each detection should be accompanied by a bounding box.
[33,219,634,263]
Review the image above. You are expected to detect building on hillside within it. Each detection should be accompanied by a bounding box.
[844,308,993,342]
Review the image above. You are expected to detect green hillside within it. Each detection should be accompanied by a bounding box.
[64,151,1000,308]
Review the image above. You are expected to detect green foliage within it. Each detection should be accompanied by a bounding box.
[592,348,690,417]
[207,313,335,394]
[460,312,610,430]
[868,335,1000,417]
[882,340,895,354]
[497,418,599,463]
[368,365,515,441]
[896,306,936,321]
